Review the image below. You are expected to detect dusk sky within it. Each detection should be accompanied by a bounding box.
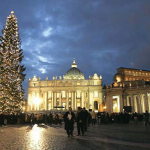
[0,0,150,98]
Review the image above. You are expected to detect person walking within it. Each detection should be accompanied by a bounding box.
[83,107,88,131]
[133,112,138,123]
[76,107,84,136]
[97,111,101,125]
[64,107,75,137]
[58,112,62,125]
[37,114,40,125]
[0,113,4,127]
[48,113,53,125]
[145,110,150,126]
[91,111,96,125]
[30,113,34,126]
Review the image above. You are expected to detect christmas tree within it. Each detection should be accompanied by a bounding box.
[0,11,26,113]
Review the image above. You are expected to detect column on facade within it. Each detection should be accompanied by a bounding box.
[51,92,53,109]
[131,94,134,113]
[141,94,145,113]
[99,92,103,112]
[75,91,77,110]
[71,91,74,110]
[53,92,56,107]
[37,92,40,111]
[81,91,84,108]
[34,92,36,111]
[66,92,68,109]
[88,90,91,110]
[147,94,150,112]
[45,91,48,110]
[119,94,123,112]
[138,95,141,113]
[106,95,112,114]
[59,91,62,106]
[86,91,88,109]
[142,94,146,113]
[144,93,148,112]
[134,95,138,113]
[27,92,31,111]
[126,96,129,106]
[123,95,127,107]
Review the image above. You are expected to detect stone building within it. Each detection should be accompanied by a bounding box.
[27,60,103,112]
[104,67,150,114]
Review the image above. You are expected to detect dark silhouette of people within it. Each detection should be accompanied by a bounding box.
[83,107,88,131]
[64,107,75,137]
[76,107,84,136]
[145,110,150,126]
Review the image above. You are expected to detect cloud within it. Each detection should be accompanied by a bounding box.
[0,0,150,98]
[42,27,53,37]
[39,68,46,74]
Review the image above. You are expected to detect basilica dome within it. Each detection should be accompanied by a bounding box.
[64,59,85,80]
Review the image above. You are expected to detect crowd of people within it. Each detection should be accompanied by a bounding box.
[0,108,150,131]
[63,107,150,137]
[0,112,63,127]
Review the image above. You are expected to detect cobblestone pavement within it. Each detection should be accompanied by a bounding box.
[0,122,150,150]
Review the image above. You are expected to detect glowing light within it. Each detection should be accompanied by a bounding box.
[112,96,120,113]
[95,110,98,113]
[116,77,121,82]
[103,106,107,109]
[32,98,41,105]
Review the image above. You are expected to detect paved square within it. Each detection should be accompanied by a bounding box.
[0,122,150,150]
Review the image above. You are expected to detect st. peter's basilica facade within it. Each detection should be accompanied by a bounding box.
[27,60,103,112]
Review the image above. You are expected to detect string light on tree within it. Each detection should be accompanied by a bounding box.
[0,11,26,114]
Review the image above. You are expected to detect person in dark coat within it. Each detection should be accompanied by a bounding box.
[76,107,84,136]
[133,112,138,123]
[64,107,75,137]
[0,113,4,127]
[145,110,150,126]
[97,111,101,125]
[48,113,53,125]
[30,113,34,125]
[83,107,88,131]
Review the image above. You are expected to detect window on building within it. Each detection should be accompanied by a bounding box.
[94,91,98,98]
[69,93,71,98]
[85,83,88,85]
[77,82,80,85]
[57,93,59,98]
[62,103,66,109]
[62,91,66,98]
[77,91,81,98]
[48,103,51,110]
[48,92,52,98]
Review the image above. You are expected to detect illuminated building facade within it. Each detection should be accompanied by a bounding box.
[27,60,103,112]
[104,67,150,114]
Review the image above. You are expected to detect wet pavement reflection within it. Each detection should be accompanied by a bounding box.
[0,122,150,150]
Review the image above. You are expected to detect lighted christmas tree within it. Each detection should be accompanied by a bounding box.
[0,11,26,113]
